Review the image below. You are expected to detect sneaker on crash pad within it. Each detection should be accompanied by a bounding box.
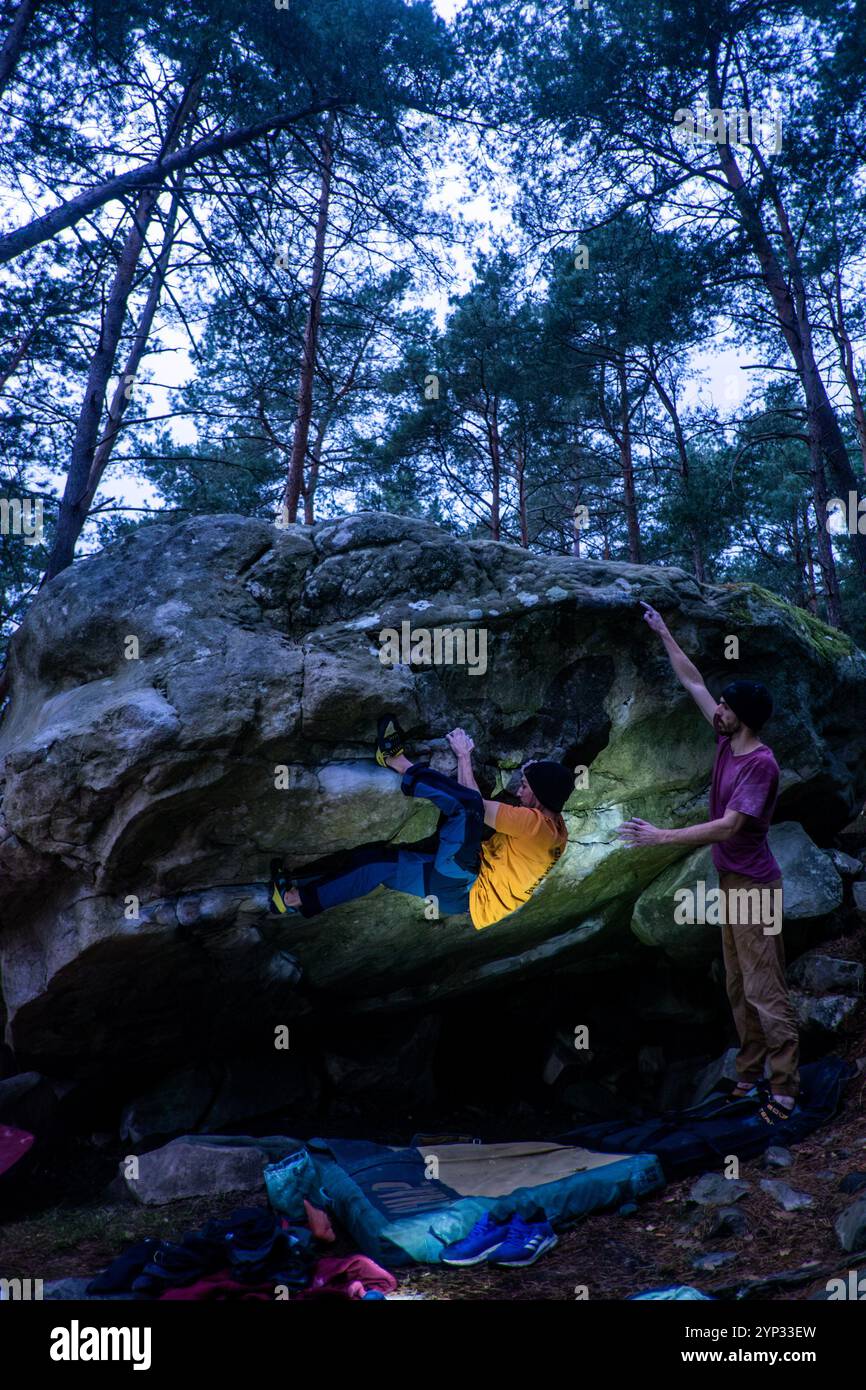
[440,1212,510,1266]
[489,1215,558,1268]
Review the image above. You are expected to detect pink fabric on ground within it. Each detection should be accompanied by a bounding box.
[302,1199,336,1242]
[294,1255,397,1300]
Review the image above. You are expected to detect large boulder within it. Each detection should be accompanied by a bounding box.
[1,512,865,1079]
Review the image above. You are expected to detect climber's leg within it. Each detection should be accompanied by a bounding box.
[281,716,483,919]
[293,842,433,917]
[288,768,483,919]
[399,763,485,883]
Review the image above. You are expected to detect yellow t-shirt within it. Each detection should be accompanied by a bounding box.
[469,803,568,930]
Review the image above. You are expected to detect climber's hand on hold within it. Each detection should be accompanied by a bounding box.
[447,727,474,756]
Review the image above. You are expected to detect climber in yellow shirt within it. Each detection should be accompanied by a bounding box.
[269,715,572,930]
[446,728,570,929]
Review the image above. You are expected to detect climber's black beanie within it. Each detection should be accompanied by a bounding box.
[720,679,773,732]
[523,761,575,814]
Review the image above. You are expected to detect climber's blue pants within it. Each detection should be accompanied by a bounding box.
[296,764,485,918]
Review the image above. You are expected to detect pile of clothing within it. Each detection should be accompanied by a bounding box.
[86,1205,396,1302]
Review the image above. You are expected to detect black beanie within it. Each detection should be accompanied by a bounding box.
[523,761,575,813]
[720,679,773,732]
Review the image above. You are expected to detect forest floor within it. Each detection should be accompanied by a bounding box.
[2,931,865,1302]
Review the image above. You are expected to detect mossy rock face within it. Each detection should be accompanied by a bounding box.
[1,513,865,1078]
[722,583,855,661]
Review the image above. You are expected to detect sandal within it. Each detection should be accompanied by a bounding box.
[758,1097,794,1125]
[715,1078,761,1104]
[725,1081,760,1103]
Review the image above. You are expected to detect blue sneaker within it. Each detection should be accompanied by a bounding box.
[440,1212,510,1266]
[490,1215,558,1267]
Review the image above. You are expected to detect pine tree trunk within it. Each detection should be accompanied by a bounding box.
[803,506,818,614]
[42,76,203,584]
[517,437,528,546]
[708,50,866,581]
[0,0,40,100]
[303,417,329,524]
[790,505,807,609]
[824,275,866,476]
[284,112,335,524]
[647,358,703,580]
[487,401,501,541]
[618,365,642,562]
[83,173,186,507]
[808,435,842,627]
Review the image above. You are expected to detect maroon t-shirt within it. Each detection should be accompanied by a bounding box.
[709,733,781,883]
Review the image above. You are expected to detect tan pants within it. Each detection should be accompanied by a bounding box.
[718,872,800,1101]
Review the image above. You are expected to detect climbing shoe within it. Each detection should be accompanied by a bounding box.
[375,712,406,768]
[268,858,300,916]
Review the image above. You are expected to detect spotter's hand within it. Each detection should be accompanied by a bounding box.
[639,601,669,637]
[617,817,665,846]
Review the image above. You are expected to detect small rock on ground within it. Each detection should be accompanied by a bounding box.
[763,1146,793,1169]
[690,1173,751,1206]
[759,1179,814,1211]
[692,1252,738,1271]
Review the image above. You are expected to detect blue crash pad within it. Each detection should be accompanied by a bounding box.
[266,1136,664,1266]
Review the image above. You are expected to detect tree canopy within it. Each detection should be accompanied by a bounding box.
[2,0,865,675]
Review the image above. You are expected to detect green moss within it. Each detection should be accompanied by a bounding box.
[723,583,855,661]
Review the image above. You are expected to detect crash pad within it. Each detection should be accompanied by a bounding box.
[555,1057,855,1181]
[265,1136,664,1266]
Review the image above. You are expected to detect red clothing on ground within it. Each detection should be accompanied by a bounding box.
[159,1269,273,1301]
